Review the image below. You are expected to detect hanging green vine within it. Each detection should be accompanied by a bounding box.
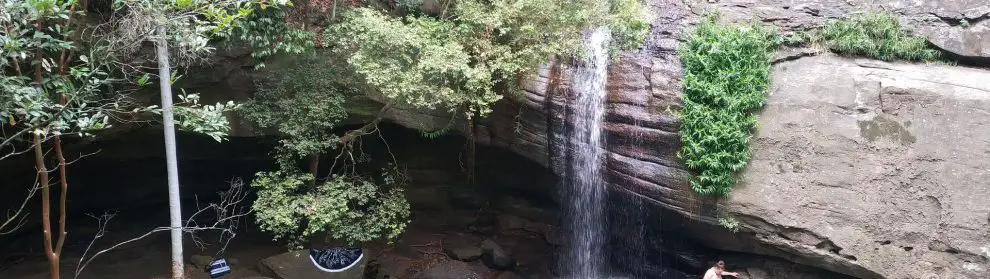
[420,111,459,139]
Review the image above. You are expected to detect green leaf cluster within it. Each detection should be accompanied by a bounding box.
[240,56,350,169]
[677,13,778,196]
[717,215,740,233]
[170,92,240,141]
[241,56,413,247]
[803,12,941,62]
[1,0,116,137]
[322,0,650,117]
[224,5,316,69]
[250,167,411,248]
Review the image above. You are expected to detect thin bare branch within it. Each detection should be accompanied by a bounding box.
[0,175,39,235]
[74,178,251,279]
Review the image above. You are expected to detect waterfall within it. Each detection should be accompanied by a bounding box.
[562,26,612,279]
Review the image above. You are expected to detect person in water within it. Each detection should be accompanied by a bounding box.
[703,259,740,279]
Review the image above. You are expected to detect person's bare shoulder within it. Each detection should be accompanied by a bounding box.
[702,269,718,279]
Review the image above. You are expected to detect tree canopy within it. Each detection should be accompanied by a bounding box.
[239,0,650,247]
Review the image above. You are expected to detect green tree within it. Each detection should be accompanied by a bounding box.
[2,1,271,278]
[94,0,292,277]
[241,55,411,248]
[324,0,650,117]
[240,0,649,249]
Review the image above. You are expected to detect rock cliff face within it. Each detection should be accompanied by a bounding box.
[696,0,990,60]
[167,0,990,277]
[727,55,990,279]
[331,0,990,278]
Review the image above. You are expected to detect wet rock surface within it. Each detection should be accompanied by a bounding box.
[480,239,516,270]
[441,234,482,262]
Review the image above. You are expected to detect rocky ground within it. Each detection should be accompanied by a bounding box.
[0,195,559,279]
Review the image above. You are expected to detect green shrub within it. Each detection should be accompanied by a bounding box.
[677,14,779,196]
[251,168,411,248]
[811,12,941,62]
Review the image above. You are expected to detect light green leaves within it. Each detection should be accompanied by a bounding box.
[250,168,412,248]
[809,12,942,62]
[325,8,496,116]
[240,56,349,169]
[321,0,649,118]
[677,13,778,196]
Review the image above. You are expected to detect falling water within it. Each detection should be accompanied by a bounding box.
[563,26,612,279]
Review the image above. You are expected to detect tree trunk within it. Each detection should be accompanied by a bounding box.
[308,154,319,189]
[466,114,476,186]
[155,24,185,279]
[33,132,58,279]
[52,135,69,278]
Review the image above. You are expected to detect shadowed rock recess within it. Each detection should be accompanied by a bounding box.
[178,0,989,278]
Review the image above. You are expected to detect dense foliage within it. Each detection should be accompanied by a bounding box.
[677,14,779,196]
[323,0,650,117]
[251,170,410,248]
[2,1,296,277]
[241,55,409,246]
[1,0,117,140]
[224,5,316,68]
[806,12,942,62]
[241,57,350,169]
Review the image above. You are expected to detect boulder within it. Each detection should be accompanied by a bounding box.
[258,250,367,279]
[495,214,528,232]
[481,240,516,270]
[442,234,483,261]
[443,245,483,262]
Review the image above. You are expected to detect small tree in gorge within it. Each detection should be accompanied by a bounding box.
[242,56,411,248]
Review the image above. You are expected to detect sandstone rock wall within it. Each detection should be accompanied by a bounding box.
[689,0,990,60]
[728,55,990,279]
[136,0,990,277]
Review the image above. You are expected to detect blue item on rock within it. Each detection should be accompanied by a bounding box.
[206,257,231,278]
[308,247,364,272]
